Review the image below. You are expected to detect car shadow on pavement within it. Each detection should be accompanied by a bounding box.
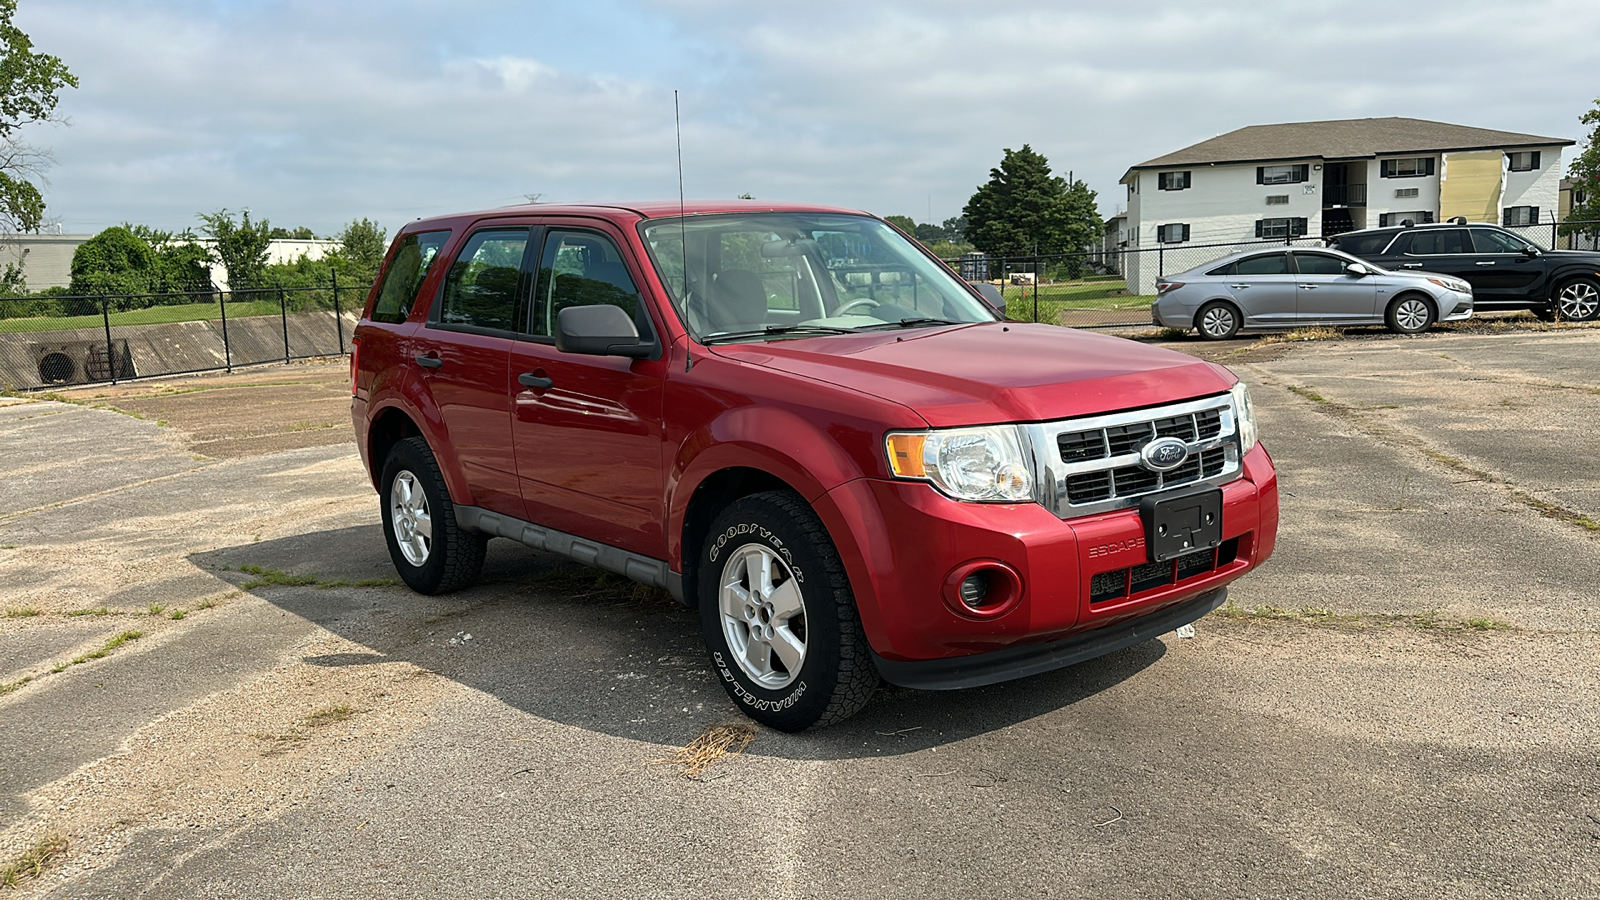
[196,525,1165,760]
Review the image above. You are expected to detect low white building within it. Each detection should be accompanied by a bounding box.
[1120,117,1573,293]
[2,234,340,292]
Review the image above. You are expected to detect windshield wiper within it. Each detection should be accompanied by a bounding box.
[861,317,966,330]
[701,324,860,344]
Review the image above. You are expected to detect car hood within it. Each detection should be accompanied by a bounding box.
[707,322,1234,427]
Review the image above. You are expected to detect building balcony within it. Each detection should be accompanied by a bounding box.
[1323,184,1366,208]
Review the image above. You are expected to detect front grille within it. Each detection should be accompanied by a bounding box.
[1028,394,1243,518]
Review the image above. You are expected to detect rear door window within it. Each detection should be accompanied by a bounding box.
[1332,232,1394,257]
[370,230,450,323]
[1470,228,1531,254]
[1235,253,1290,276]
[434,228,532,333]
[1405,229,1471,255]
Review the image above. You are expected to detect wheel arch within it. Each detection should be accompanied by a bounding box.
[678,466,798,608]
[364,404,424,492]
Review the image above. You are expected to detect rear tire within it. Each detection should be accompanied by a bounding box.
[698,491,879,731]
[1195,301,1241,340]
[1555,277,1600,321]
[1385,294,1436,334]
[380,436,487,594]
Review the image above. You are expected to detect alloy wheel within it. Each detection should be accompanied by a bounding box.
[718,543,808,689]
[1557,281,1599,321]
[389,470,433,567]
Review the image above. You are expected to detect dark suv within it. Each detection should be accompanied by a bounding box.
[1328,222,1600,321]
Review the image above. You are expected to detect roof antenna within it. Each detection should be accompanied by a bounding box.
[677,90,693,372]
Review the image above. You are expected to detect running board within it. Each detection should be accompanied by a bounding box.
[455,506,685,604]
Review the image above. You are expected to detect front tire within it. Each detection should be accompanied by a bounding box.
[1195,301,1241,340]
[698,491,879,731]
[1555,277,1600,321]
[1386,294,1436,334]
[380,436,487,594]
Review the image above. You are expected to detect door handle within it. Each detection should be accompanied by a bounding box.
[518,372,554,390]
[1476,261,1495,266]
[1299,284,1319,290]
[1400,263,1423,269]
[415,354,442,369]
[1228,284,1250,289]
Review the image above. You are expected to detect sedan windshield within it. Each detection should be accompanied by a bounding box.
[639,212,997,342]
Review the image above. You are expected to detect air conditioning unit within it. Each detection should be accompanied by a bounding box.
[30,340,136,386]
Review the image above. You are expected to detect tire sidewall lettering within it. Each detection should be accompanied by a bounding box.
[713,652,807,712]
[706,523,802,583]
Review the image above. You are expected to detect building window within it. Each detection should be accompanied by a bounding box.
[1379,212,1434,227]
[1503,206,1540,226]
[1255,217,1308,239]
[1157,171,1191,191]
[1380,157,1435,178]
[1265,195,1289,206]
[1157,223,1190,243]
[1257,164,1309,185]
[1395,188,1419,199]
[1506,151,1541,172]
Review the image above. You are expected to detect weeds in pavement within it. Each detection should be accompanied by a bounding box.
[1,833,69,888]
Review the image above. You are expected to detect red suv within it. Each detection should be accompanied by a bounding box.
[351,201,1279,730]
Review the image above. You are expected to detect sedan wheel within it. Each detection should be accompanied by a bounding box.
[1386,296,1435,334]
[1196,301,1240,340]
[1556,278,1600,321]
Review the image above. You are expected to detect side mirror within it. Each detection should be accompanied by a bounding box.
[1345,262,1370,276]
[969,280,1006,312]
[1522,245,1541,257]
[555,305,652,358]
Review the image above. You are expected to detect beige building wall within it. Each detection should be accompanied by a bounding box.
[1439,151,1503,223]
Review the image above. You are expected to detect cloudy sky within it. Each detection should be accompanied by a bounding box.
[16,0,1600,240]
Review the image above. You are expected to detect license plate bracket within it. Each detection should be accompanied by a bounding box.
[1140,485,1222,563]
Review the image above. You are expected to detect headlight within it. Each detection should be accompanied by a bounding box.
[886,425,1033,502]
[1427,277,1470,293]
[1230,381,1258,454]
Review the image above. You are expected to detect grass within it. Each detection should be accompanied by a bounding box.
[303,705,355,727]
[1213,600,1512,632]
[254,705,357,754]
[65,606,113,617]
[666,723,757,779]
[1256,326,1343,344]
[236,564,400,590]
[999,279,1156,324]
[0,299,287,335]
[49,630,143,673]
[1285,384,1328,404]
[0,833,69,888]
[3,607,41,618]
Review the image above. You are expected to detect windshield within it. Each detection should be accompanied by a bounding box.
[639,212,997,341]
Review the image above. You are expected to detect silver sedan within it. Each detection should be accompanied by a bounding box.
[1153,246,1473,339]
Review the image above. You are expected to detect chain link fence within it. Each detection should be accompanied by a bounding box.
[0,278,366,392]
[948,218,1600,329]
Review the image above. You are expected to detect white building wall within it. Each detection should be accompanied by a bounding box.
[1366,156,1442,227]
[1500,145,1563,223]
[1124,161,1323,294]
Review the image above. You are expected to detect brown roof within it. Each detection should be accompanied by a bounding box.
[1125,117,1572,179]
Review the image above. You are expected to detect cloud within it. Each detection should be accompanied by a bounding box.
[11,0,1600,241]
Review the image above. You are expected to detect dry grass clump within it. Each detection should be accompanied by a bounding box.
[668,723,757,779]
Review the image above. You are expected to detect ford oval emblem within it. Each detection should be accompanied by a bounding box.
[1140,437,1190,472]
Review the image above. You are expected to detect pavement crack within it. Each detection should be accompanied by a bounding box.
[1247,366,1600,537]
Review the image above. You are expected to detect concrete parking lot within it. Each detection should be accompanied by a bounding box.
[1,324,1597,899]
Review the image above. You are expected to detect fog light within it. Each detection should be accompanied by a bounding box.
[959,572,990,608]
[941,561,1022,619]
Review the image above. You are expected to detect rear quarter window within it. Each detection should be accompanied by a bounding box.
[370,230,451,324]
[1332,233,1394,257]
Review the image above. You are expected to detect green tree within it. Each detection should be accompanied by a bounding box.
[268,225,317,240]
[0,0,76,235]
[331,217,387,284]
[1562,98,1600,240]
[962,145,1102,274]
[69,226,156,298]
[198,208,273,290]
[883,214,916,234]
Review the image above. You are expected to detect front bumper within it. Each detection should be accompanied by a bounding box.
[1439,289,1474,322]
[822,443,1278,681]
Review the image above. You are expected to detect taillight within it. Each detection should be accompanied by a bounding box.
[1156,281,1185,294]
[349,338,360,395]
